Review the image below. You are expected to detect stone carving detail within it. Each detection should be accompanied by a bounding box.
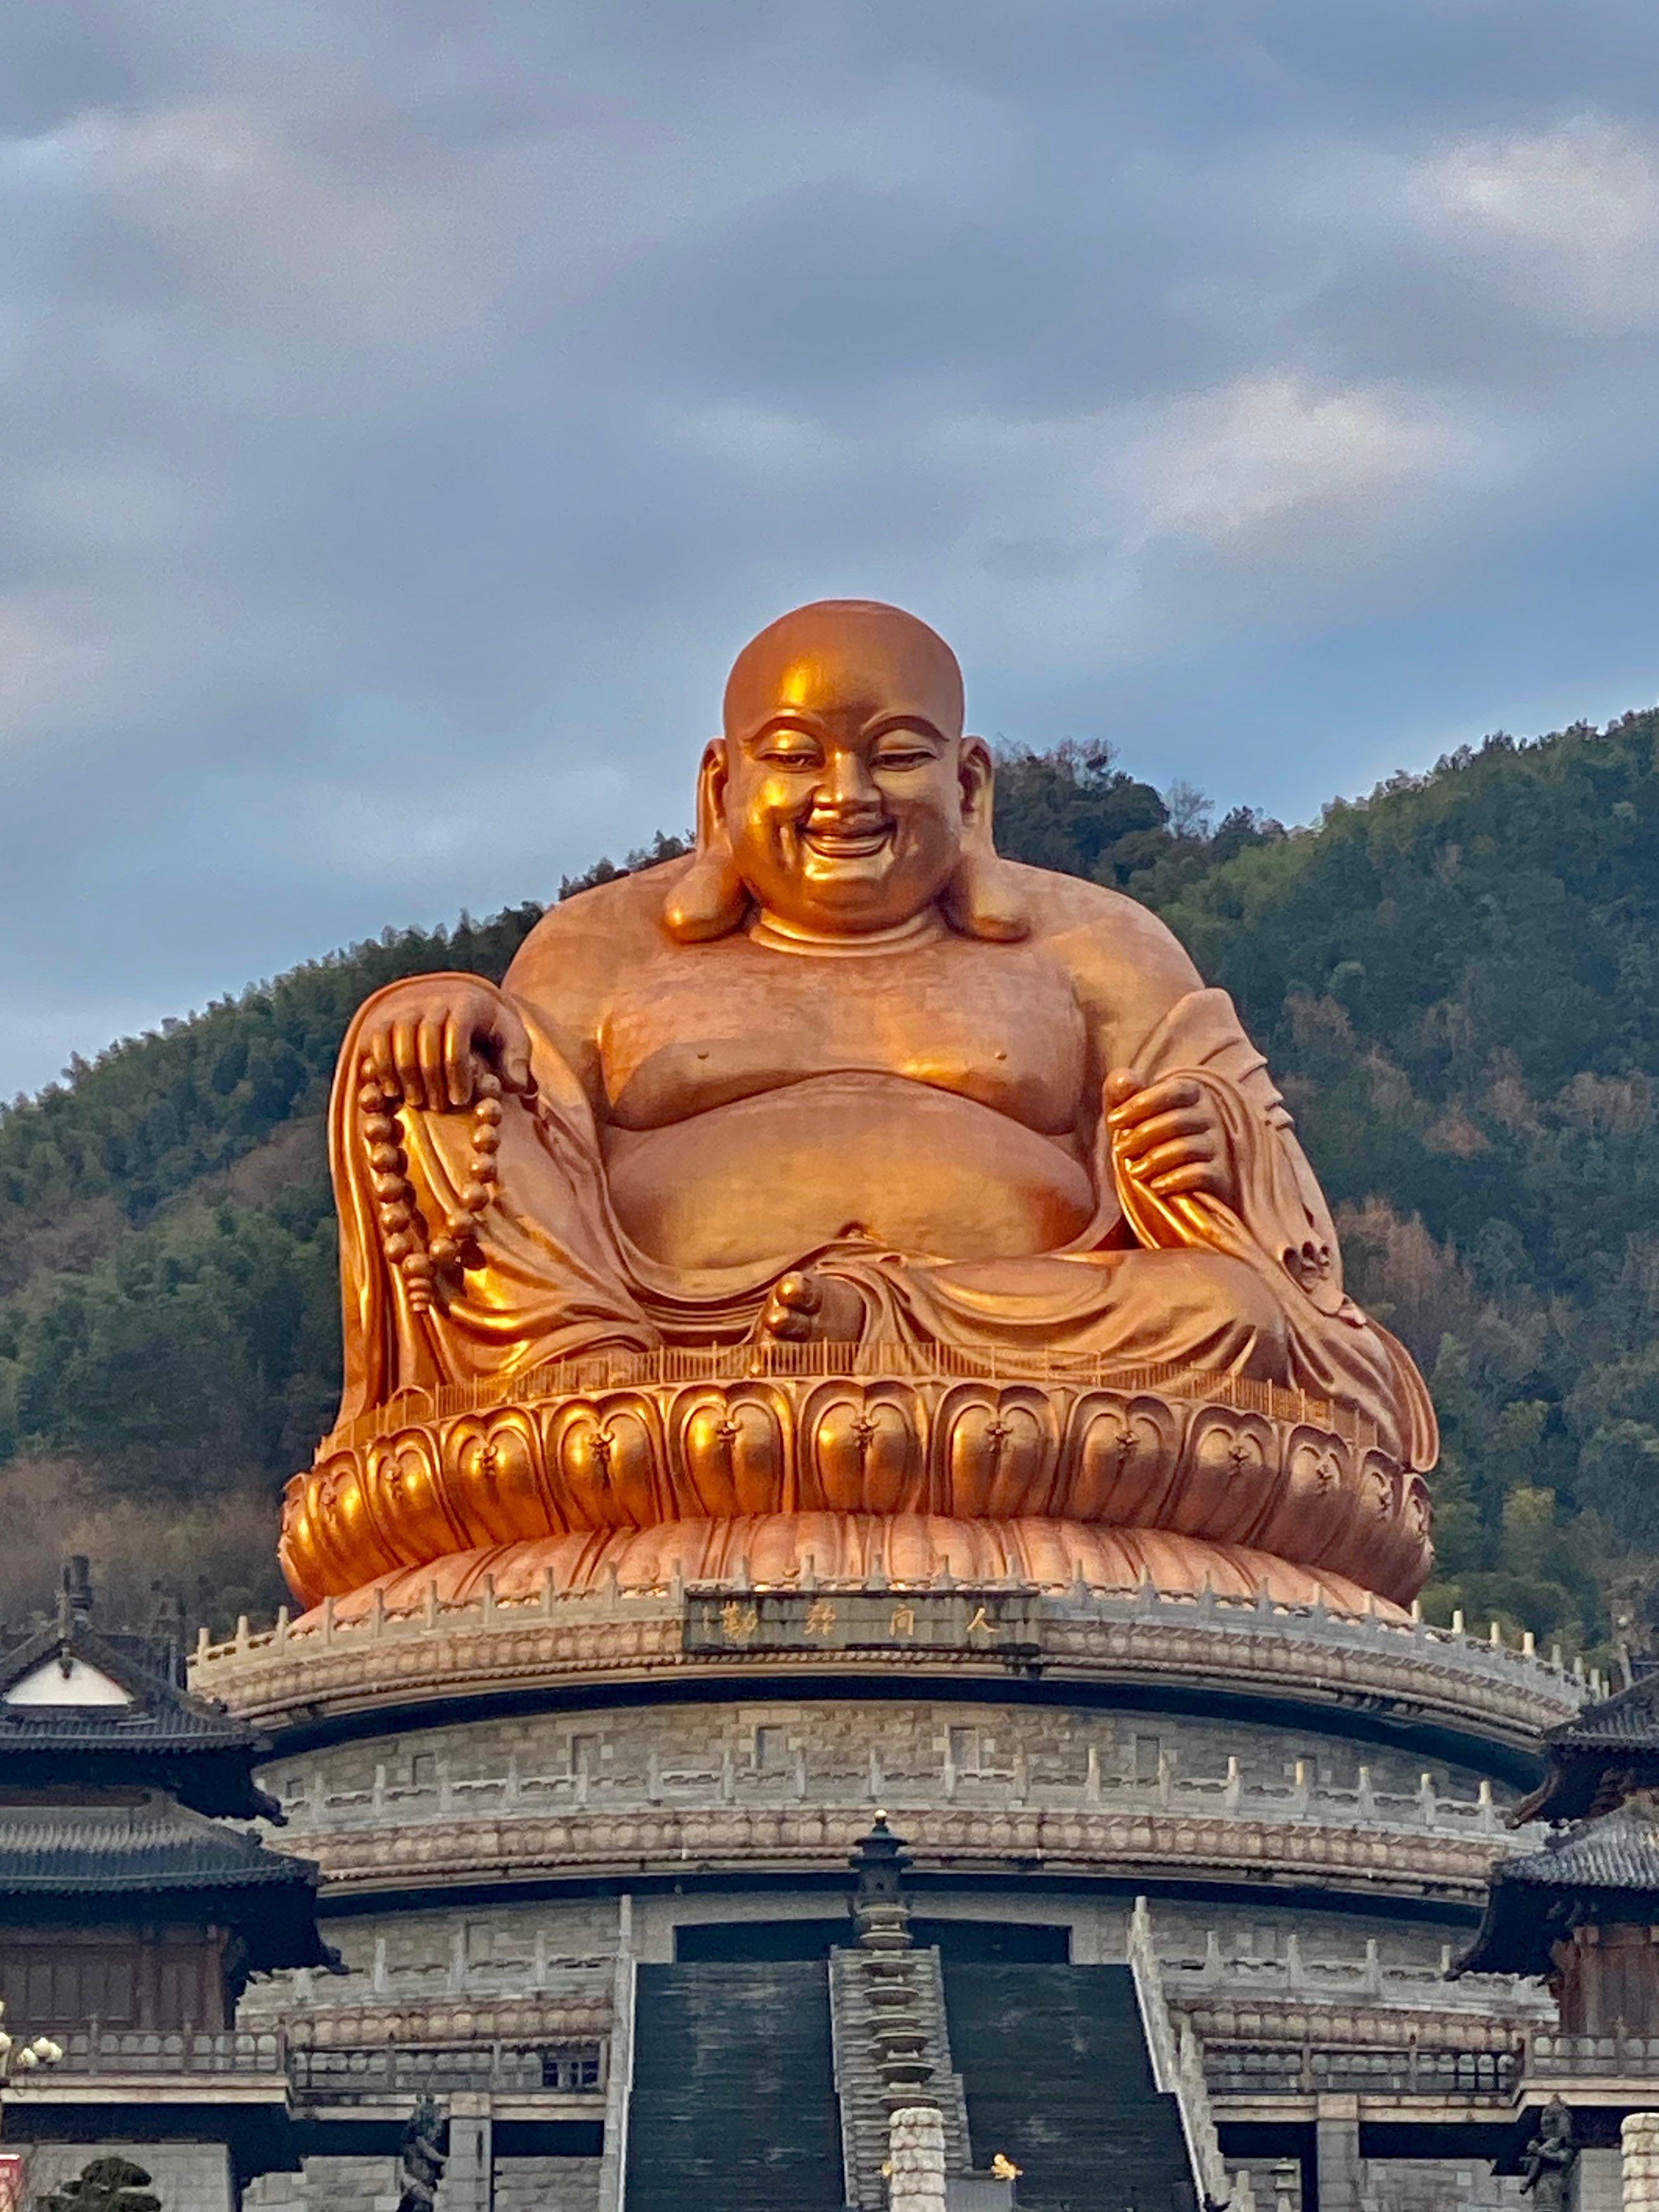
[675,1388,788,1517]
[281,1372,1431,1610]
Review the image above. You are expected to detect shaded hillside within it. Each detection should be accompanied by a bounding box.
[2,726,1656,1649]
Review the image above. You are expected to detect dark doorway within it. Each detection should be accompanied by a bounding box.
[672,1918,1071,1963]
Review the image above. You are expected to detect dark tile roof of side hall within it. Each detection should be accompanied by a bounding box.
[0,1797,337,1974]
[1500,1803,1659,1891]
[1454,1802,1659,1979]
[1511,1670,1659,1827]
[0,1582,278,1823]
[0,1798,309,1894]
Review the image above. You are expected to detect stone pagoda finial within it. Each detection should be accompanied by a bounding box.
[850,1810,914,1951]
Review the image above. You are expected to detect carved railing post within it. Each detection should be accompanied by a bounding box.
[1128,1896,1255,2212]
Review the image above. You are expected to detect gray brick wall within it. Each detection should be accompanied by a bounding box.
[1359,2156,1527,2209]
[1575,2146,1624,2212]
[29,2144,233,2212]
[492,2154,603,2212]
[259,1697,1509,1811]
[243,2152,600,2212]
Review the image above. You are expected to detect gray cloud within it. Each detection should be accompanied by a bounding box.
[4,0,1659,1093]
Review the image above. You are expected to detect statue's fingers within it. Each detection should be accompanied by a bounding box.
[1103,1067,1143,1110]
[416,1019,447,1111]
[1106,1072,1198,1126]
[1128,1136,1216,1180]
[1115,1107,1209,1159]
[362,1029,399,1098]
[390,1018,426,1109]
[1147,1161,1224,1197]
[765,1301,812,1341]
[441,1015,475,1110]
[495,1011,535,1096]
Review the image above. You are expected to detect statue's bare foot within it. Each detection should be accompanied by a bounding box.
[760,1269,866,1345]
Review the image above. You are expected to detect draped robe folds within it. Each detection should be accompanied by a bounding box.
[330,978,1436,1474]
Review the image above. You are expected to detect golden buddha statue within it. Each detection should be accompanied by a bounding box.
[282,600,1436,1617]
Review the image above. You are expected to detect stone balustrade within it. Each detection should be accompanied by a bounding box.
[288,2038,602,2103]
[1129,1897,1253,2212]
[34,2028,285,2078]
[1528,2034,1659,2076]
[244,1946,614,2011]
[1160,1934,1552,2017]
[267,1796,1521,1904]
[277,1745,1527,1835]
[15,2021,604,2108]
[1207,2027,1659,2107]
[1208,2043,1521,2100]
[193,1574,1584,1748]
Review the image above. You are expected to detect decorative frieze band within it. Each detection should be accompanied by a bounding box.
[278,1799,1507,1903]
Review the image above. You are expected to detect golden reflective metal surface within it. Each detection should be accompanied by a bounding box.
[292,600,1437,1608]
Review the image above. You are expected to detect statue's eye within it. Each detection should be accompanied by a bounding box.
[757,736,822,768]
[874,743,935,772]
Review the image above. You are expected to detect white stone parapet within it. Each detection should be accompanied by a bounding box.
[1622,2113,1659,2210]
[194,1573,1582,1750]
[1131,1898,1256,2212]
[269,1740,1536,1844]
[252,1722,1546,1910]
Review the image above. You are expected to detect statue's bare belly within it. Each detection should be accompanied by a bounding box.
[604,1072,1097,1269]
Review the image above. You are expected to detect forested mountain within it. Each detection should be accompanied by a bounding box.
[3,719,1656,1652]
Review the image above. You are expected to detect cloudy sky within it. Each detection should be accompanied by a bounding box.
[5,1,1659,1098]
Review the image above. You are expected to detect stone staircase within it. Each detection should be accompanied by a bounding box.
[943,1963,1198,2212]
[624,1961,844,2212]
[830,1942,971,2210]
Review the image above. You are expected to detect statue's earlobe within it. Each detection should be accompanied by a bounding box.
[941,736,1029,943]
[662,740,750,943]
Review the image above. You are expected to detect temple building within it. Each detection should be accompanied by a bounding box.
[16,604,1659,2210]
[0,1565,330,2211]
[1454,1665,1659,2204]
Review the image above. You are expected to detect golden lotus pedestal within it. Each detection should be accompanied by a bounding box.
[280,1345,1431,1624]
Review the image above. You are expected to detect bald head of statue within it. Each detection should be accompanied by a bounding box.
[663,599,1028,945]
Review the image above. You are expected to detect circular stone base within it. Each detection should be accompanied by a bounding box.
[301,1513,1409,1625]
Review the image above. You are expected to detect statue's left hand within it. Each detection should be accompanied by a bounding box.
[1105,1069,1238,1207]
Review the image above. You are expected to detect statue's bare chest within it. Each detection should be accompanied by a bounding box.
[597,932,1090,1134]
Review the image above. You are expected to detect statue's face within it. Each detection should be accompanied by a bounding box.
[718,607,979,935]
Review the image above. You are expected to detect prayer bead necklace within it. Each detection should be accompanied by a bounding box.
[358,1059,504,1316]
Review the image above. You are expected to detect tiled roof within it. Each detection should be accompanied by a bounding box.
[1453,1803,1659,1977]
[0,1798,312,1894]
[0,1615,275,1821]
[0,1699,252,1753]
[1547,1677,1659,1750]
[1501,1803,1659,1891]
[0,1622,254,1751]
[0,1795,337,1973]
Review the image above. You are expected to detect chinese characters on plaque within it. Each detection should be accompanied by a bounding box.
[685,1589,1044,1656]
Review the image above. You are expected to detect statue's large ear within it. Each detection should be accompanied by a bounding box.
[941,736,1029,943]
[662,739,750,943]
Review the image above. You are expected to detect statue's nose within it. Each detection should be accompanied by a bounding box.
[814,752,881,815]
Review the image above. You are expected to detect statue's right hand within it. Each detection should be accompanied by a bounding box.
[357,979,535,1110]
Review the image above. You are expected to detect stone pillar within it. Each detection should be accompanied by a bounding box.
[1623,2116,1659,2211]
[890,2105,947,2212]
[1313,2096,1362,2212]
[445,2094,494,2212]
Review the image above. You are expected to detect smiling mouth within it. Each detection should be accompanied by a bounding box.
[801,823,893,859]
